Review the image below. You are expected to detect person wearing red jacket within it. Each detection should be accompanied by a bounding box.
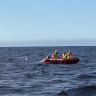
[66,51,73,59]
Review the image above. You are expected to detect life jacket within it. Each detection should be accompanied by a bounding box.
[67,53,72,59]
[52,53,59,59]
[62,54,67,59]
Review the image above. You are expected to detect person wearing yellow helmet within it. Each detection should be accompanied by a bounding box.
[55,51,58,54]
[52,51,59,59]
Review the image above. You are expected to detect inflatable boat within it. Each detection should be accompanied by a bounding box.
[41,58,79,64]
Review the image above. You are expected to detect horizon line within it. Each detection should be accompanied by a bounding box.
[0,45,96,47]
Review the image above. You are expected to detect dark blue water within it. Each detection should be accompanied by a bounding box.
[0,46,96,96]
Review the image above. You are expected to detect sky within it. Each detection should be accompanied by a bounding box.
[0,0,96,46]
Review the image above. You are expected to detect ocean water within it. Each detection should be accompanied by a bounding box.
[0,46,96,96]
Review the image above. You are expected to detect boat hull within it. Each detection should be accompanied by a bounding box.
[41,58,79,64]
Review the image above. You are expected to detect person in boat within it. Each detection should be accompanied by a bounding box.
[52,51,59,59]
[62,52,67,59]
[67,51,73,59]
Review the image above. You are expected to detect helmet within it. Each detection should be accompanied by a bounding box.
[55,51,58,54]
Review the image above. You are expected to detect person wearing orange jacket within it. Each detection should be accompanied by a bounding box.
[52,51,59,59]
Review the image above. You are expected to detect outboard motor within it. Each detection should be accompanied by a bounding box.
[46,56,51,58]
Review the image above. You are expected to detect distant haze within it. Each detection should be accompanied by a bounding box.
[0,40,96,47]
